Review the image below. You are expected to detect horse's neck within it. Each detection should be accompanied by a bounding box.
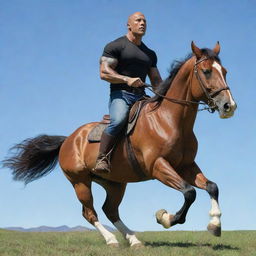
[158,58,198,133]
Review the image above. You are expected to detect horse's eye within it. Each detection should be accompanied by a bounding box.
[202,69,212,78]
[203,69,212,75]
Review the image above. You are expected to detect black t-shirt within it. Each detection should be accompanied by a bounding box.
[102,36,157,91]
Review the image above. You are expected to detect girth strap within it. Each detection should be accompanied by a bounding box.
[125,136,148,180]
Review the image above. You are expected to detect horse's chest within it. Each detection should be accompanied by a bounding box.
[166,135,197,167]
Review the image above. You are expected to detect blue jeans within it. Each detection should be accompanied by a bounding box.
[104,90,145,136]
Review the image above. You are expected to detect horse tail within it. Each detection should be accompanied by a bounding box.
[2,135,67,185]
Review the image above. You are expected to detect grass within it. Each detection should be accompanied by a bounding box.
[0,229,255,256]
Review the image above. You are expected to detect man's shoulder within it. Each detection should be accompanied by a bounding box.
[105,36,126,47]
[102,36,126,58]
[140,42,158,66]
[141,42,156,54]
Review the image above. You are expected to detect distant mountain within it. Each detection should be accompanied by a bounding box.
[3,225,92,232]
[2,225,116,232]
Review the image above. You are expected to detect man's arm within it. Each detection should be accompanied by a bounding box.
[100,56,144,87]
[148,67,162,88]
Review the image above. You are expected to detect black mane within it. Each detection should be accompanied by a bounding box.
[148,49,221,104]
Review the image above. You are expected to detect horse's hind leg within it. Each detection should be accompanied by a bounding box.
[72,174,119,246]
[95,178,143,248]
[180,162,222,237]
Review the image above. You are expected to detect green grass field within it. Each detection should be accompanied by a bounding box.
[0,229,255,256]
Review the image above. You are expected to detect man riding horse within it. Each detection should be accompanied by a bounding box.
[2,12,237,248]
[93,12,162,174]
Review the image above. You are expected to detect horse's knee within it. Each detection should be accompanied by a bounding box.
[182,185,196,204]
[169,185,196,226]
[206,181,219,200]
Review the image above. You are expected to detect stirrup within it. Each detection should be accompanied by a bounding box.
[92,155,111,174]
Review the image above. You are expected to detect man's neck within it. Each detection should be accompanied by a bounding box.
[126,33,142,45]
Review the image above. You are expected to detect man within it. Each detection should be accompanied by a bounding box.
[93,12,162,174]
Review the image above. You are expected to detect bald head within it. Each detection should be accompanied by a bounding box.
[127,12,147,37]
[127,12,145,24]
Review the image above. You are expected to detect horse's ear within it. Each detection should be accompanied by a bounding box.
[191,41,202,59]
[213,41,220,55]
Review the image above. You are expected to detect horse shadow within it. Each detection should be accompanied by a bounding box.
[144,241,240,251]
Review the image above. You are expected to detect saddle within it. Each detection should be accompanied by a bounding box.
[87,99,148,143]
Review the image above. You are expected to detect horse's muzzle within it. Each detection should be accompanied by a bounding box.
[218,101,237,119]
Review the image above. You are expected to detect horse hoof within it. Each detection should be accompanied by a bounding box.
[155,209,173,229]
[156,209,167,224]
[207,223,221,237]
[131,243,144,249]
[107,243,119,248]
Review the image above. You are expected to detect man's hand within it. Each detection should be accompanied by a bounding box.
[126,77,144,87]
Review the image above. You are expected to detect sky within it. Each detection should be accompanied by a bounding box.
[0,0,256,232]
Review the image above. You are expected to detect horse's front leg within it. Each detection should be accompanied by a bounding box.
[153,157,196,228]
[180,162,222,236]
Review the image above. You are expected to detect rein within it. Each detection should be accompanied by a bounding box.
[144,57,230,113]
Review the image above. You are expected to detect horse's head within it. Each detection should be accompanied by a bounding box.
[191,41,237,118]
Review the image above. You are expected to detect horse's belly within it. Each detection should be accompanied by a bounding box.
[107,144,151,182]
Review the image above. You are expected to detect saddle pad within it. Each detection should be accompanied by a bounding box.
[88,123,107,142]
[87,116,139,143]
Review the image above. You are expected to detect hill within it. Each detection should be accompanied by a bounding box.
[2,225,115,232]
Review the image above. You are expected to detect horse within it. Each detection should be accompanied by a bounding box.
[3,42,237,248]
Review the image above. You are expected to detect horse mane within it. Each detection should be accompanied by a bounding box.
[148,48,221,106]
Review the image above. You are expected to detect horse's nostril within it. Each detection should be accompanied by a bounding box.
[223,103,231,112]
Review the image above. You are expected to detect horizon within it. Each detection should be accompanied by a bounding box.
[1,0,256,233]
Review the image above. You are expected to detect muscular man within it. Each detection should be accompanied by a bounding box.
[93,12,162,174]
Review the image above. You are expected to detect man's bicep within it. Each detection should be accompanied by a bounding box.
[100,56,118,70]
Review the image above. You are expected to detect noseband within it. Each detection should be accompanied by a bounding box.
[194,57,230,112]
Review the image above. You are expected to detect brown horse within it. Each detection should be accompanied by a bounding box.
[3,42,236,248]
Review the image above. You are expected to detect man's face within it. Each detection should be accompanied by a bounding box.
[127,13,147,36]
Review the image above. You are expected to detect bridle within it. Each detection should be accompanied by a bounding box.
[145,57,230,113]
[193,57,230,112]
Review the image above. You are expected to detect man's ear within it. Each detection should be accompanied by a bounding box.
[127,23,131,31]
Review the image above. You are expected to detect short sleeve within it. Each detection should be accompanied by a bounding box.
[151,50,157,67]
[102,40,122,60]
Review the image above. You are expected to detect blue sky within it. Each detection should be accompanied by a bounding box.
[0,0,255,232]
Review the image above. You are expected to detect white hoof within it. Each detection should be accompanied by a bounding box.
[155,209,173,229]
